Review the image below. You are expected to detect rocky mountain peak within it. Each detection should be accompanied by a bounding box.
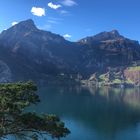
[92,29,123,41]
[16,19,37,30]
[79,29,124,44]
[9,19,38,33]
[110,30,120,35]
[0,19,39,45]
[0,19,37,37]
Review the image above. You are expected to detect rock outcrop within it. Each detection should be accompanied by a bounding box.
[0,60,12,83]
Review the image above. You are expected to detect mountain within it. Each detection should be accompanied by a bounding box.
[79,30,124,43]
[0,19,140,84]
[0,19,81,81]
[79,30,140,74]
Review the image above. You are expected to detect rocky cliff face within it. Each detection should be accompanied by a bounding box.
[79,30,124,43]
[0,60,12,83]
[0,19,140,83]
[79,30,140,75]
[124,67,140,86]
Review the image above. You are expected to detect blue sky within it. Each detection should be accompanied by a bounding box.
[0,0,140,41]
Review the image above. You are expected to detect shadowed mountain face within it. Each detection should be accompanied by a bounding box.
[79,30,140,74]
[0,19,82,81]
[79,30,124,43]
[0,19,140,82]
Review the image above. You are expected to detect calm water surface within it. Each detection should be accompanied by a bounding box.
[29,86,140,140]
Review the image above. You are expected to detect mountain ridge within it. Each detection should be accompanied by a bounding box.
[1,19,139,44]
[0,19,140,85]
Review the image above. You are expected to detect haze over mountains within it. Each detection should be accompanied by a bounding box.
[0,19,140,83]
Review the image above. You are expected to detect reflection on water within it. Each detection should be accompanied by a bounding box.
[29,86,140,140]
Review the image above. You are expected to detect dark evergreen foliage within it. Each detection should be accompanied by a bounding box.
[0,81,70,139]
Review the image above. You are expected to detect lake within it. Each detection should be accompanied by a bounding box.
[29,86,140,140]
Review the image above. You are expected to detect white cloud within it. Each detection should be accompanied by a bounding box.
[47,17,63,24]
[38,24,52,30]
[31,7,45,17]
[48,17,63,21]
[85,28,92,32]
[48,2,62,10]
[48,20,58,24]
[62,0,77,6]
[63,34,72,38]
[60,10,69,14]
[12,21,18,26]
[45,24,52,30]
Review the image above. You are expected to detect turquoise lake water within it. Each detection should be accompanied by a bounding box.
[29,86,140,140]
